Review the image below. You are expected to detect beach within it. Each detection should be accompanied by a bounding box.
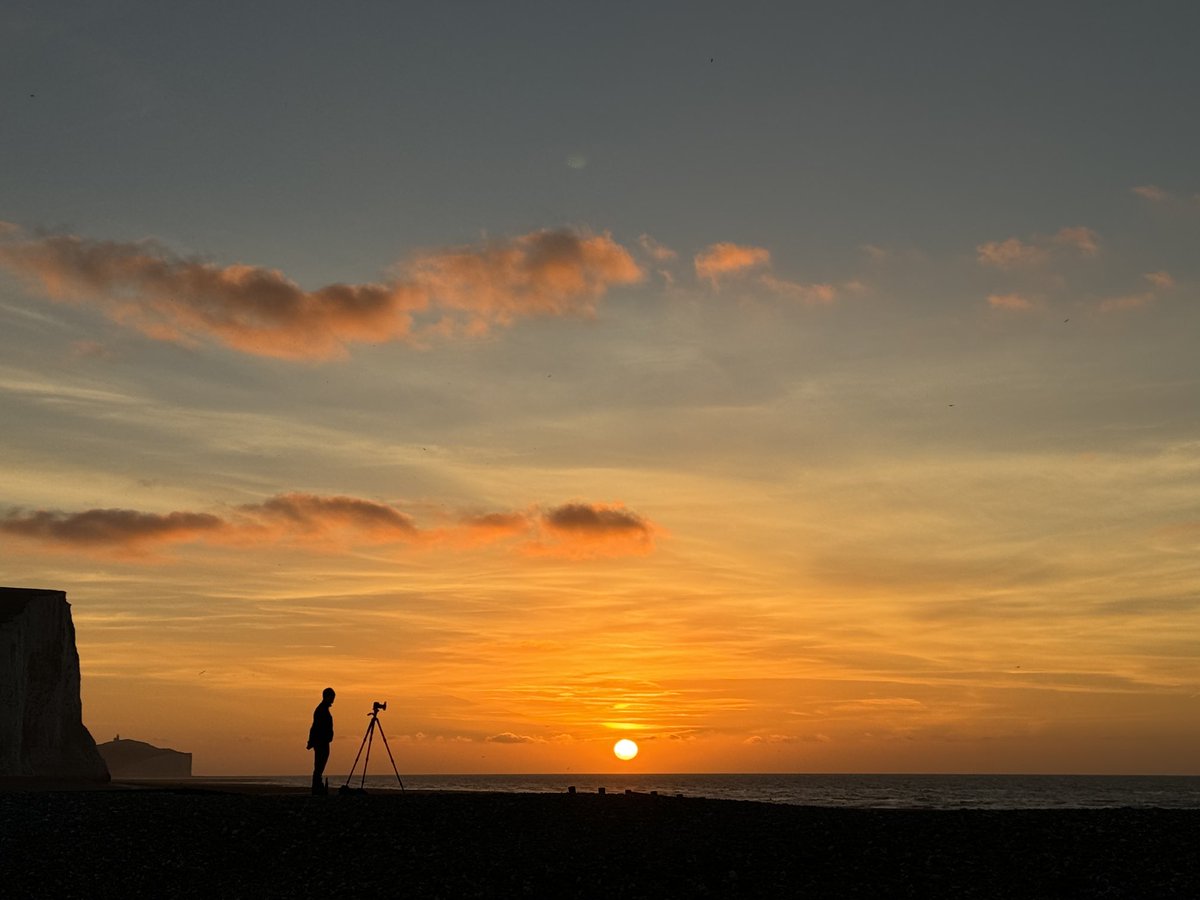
[2,783,1198,897]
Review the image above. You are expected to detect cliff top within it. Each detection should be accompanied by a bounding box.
[0,587,68,625]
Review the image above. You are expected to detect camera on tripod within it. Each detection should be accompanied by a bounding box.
[341,699,405,794]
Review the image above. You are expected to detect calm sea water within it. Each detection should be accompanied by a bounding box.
[194,774,1200,809]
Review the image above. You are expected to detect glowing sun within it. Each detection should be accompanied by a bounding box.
[613,738,639,761]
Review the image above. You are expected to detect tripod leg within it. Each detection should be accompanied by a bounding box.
[344,719,373,788]
[361,718,375,790]
[372,721,405,790]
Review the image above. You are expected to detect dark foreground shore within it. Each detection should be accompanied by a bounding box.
[2,784,1197,898]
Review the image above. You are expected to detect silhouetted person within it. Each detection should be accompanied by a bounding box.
[307,687,335,795]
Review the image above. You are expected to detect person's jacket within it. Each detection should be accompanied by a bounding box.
[309,703,334,745]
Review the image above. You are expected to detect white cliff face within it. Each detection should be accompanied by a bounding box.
[0,588,109,780]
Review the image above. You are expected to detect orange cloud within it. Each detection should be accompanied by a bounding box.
[694,242,771,286]
[976,227,1099,268]
[0,234,424,360]
[0,227,642,359]
[405,229,643,332]
[987,293,1035,311]
[1144,271,1175,290]
[0,495,659,560]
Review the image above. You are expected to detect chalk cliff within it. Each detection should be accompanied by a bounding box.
[0,587,109,781]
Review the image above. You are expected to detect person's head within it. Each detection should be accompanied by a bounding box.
[322,687,336,706]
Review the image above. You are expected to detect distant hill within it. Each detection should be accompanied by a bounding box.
[97,737,192,778]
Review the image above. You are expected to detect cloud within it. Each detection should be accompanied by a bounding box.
[976,238,1048,269]
[1098,270,1175,313]
[694,241,846,304]
[459,511,532,543]
[241,493,419,543]
[759,274,837,305]
[0,227,642,359]
[637,234,677,261]
[743,734,803,745]
[694,242,771,286]
[0,494,659,560]
[0,508,226,552]
[1132,185,1171,202]
[1052,226,1100,257]
[484,732,541,744]
[1099,292,1155,313]
[0,233,424,360]
[976,227,1099,269]
[987,292,1035,311]
[405,228,643,333]
[530,502,657,558]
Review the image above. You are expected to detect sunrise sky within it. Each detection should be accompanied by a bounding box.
[2,2,1198,775]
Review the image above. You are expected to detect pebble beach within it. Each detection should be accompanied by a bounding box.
[3,782,1199,897]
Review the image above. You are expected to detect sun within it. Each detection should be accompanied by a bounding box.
[613,738,638,761]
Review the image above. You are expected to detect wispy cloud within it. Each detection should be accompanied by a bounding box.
[1099,293,1155,313]
[0,495,659,559]
[1131,184,1171,202]
[976,237,1048,268]
[987,293,1035,312]
[484,732,542,744]
[1052,226,1100,257]
[637,233,677,262]
[759,274,838,305]
[976,226,1099,269]
[694,242,771,286]
[1098,270,1175,314]
[0,226,643,360]
[695,241,844,304]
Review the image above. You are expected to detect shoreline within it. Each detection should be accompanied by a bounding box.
[3,785,1198,897]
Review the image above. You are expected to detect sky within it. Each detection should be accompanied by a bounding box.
[2,1,1199,776]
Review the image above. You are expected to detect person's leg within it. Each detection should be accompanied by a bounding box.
[312,743,330,794]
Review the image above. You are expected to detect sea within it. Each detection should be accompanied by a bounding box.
[191,773,1200,810]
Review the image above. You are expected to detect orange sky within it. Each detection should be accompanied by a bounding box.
[2,3,1199,775]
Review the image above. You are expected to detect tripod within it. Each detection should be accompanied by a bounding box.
[343,703,405,791]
